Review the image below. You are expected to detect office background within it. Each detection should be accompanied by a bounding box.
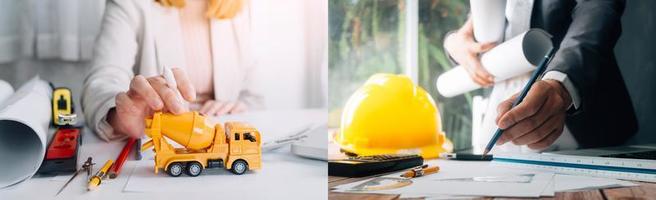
[616,0,656,144]
[0,0,654,145]
[0,0,328,117]
[328,0,656,148]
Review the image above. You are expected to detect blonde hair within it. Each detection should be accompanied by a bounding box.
[156,0,244,19]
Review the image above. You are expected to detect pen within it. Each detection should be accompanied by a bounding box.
[88,159,113,191]
[482,47,556,156]
[162,66,189,108]
[109,138,136,179]
[400,165,440,178]
[440,153,492,161]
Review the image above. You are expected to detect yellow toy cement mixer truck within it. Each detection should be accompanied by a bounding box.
[141,111,262,177]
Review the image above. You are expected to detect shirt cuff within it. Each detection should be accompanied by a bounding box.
[542,71,581,109]
[94,101,126,141]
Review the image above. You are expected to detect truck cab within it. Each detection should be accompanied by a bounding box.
[225,122,262,173]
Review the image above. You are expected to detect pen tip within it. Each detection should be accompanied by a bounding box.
[482,149,489,157]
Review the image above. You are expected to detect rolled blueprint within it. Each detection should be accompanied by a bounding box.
[436,29,553,97]
[470,0,507,43]
[0,77,52,189]
[0,80,13,105]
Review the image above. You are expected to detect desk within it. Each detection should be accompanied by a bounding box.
[326,138,656,200]
[0,109,327,200]
[329,167,656,200]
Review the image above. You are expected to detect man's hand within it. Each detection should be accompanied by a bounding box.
[199,100,247,116]
[444,18,497,87]
[108,68,196,138]
[495,80,572,150]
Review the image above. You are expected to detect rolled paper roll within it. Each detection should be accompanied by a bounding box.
[0,77,52,189]
[437,29,553,97]
[470,0,507,43]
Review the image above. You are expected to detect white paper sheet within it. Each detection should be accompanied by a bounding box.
[436,29,553,97]
[470,0,507,43]
[0,80,13,106]
[553,174,637,192]
[0,77,52,189]
[332,160,554,198]
[214,109,325,151]
[124,148,327,199]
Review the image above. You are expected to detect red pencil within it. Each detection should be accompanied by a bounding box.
[108,138,137,179]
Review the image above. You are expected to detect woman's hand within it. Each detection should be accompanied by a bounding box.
[199,100,247,116]
[108,68,196,138]
[444,18,497,87]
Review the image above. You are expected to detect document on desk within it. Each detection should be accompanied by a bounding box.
[333,159,638,198]
[333,160,554,198]
[123,150,327,199]
[0,77,52,189]
[213,109,325,152]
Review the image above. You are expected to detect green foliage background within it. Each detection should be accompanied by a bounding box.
[329,0,481,151]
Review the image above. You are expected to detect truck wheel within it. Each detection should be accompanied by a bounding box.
[230,160,249,175]
[185,162,203,177]
[166,162,183,177]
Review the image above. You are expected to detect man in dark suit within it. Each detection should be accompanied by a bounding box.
[445,0,637,149]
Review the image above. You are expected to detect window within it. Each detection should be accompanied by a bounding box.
[244,132,257,142]
[234,133,240,141]
[329,0,477,151]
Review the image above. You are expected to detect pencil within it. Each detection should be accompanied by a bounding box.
[108,138,136,179]
[88,159,113,191]
[482,47,556,156]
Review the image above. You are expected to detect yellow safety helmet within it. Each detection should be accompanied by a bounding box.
[335,73,452,158]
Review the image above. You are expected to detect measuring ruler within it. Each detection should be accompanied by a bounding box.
[492,153,656,182]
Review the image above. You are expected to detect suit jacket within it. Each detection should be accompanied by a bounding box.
[81,0,263,141]
[531,0,637,148]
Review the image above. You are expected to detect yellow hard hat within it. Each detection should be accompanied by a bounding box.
[335,73,452,159]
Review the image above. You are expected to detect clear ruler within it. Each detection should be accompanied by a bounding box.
[492,153,656,182]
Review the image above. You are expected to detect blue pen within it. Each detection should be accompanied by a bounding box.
[482,47,556,156]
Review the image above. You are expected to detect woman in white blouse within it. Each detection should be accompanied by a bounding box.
[82,0,262,141]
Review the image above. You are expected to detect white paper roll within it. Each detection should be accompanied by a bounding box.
[470,0,507,43]
[437,29,553,97]
[0,80,13,106]
[0,77,52,189]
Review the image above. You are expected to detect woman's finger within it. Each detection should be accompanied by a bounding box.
[148,76,187,114]
[207,101,227,116]
[216,102,236,116]
[170,67,196,102]
[230,102,247,114]
[128,75,163,110]
[199,100,215,114]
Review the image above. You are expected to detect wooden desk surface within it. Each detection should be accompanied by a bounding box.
[329,175,656,200]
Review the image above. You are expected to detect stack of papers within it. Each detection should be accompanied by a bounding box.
[331,160,637,198]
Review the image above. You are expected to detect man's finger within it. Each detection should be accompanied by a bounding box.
[512,114,562,145]
[129,75,163,110]
[496,94,519,124]
[527,128,561,150]
[171,68,196,102]
[498,82,549,129]
[503,101,553,143]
